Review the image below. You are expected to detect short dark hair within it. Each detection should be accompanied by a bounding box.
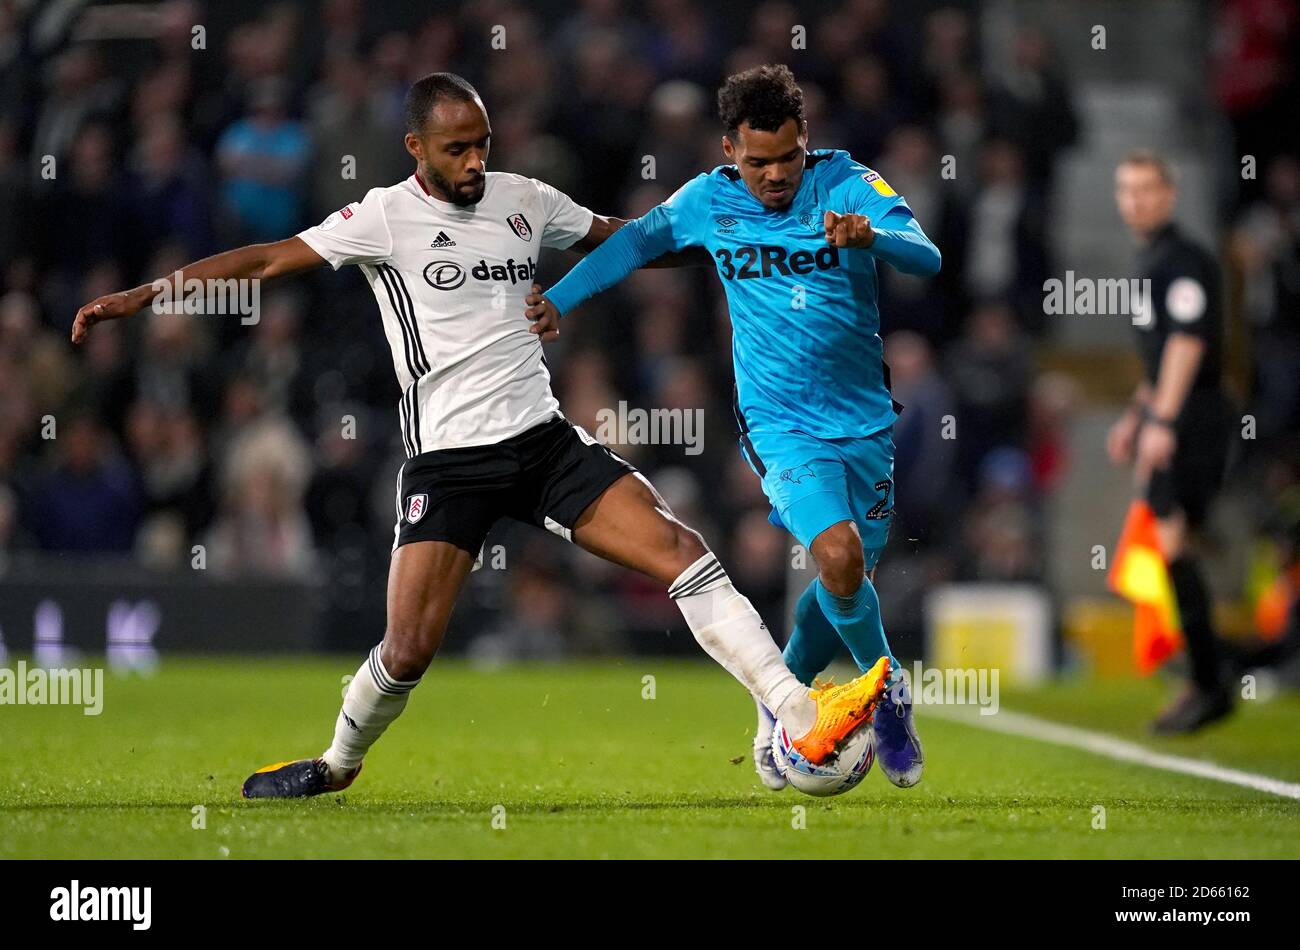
[717,64,804,136]
[1119,148,1177,185]
[404,72,481,134]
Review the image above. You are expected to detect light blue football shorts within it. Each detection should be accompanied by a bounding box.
[740,426,895,569]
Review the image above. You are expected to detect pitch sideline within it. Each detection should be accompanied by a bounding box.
[926,705,1300,800]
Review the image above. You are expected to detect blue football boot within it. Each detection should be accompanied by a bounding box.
[871,672,924,787]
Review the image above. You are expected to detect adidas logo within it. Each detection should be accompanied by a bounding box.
[430,230,456,248]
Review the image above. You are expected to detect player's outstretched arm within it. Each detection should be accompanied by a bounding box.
[525,176,710,339]
[71,236,326,344]
[523,209,678,340]
[572,215,710,268]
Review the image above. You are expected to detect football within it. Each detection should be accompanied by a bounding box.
[771,718,875,797]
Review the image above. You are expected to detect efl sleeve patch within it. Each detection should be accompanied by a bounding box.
[317,204,356,231]
[862,170,897,197]
[1165,276,1207,324]
[297,189,392,269]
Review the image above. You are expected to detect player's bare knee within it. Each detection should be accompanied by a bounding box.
[814,527,865,597]
[818,553,864,597]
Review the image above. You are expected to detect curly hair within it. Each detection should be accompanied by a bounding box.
[717,64,805,135]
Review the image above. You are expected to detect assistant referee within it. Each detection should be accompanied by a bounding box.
[1107,149,1236,734]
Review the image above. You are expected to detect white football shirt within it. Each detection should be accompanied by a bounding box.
[297,172,594,454]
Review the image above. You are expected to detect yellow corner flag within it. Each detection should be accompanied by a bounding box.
[1108,499,1183,674]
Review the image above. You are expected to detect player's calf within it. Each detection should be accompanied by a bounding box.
[668,550,817,734]
[321,642,424,777]
[241,642,421,798]
[242,541,470,798]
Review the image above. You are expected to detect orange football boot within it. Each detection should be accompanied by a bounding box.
[791,656,892,765]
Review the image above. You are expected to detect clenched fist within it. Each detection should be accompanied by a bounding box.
[823,211,875,248]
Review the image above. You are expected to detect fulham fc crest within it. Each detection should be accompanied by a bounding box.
[506,212,533,241]
[405,493,428,524]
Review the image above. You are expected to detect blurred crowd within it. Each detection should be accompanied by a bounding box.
[0,0,1288,656]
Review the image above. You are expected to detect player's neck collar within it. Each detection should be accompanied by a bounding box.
[412,171,476,212]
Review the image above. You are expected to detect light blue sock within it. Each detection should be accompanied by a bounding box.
[782,579,842,686]
[813,575,897,677]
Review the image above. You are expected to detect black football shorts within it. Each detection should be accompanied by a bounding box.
[1146,389,1234,529]
[391,415,636,555]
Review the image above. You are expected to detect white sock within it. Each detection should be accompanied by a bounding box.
[754,695,777,750]
[321,644,421,777]
[669,552,814,735]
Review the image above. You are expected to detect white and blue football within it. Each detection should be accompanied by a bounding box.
[771,719,874,797]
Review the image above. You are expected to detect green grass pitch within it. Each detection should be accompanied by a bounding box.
[2,657,1298,858]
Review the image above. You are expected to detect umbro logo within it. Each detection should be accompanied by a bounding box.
[716,216,737,233]
[430,230,456,248]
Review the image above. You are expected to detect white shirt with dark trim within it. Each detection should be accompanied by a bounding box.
[297,172,594,455]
